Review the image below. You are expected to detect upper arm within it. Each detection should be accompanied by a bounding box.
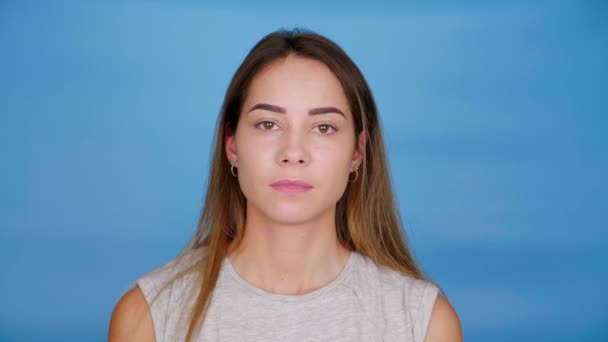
[109,286,156,342]
[424,294,463,342]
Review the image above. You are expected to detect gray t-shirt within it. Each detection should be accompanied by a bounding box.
[134,248,439,341]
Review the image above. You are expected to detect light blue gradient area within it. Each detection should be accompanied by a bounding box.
[1,0,606,340]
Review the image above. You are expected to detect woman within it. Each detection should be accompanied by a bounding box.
[109,28,462,341]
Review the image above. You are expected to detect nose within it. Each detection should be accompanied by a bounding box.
[277,130,310,167]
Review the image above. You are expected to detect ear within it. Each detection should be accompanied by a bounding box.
[225,132,237,164]
[351,130,367,170]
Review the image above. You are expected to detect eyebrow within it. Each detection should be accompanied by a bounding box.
[248,103,346,117]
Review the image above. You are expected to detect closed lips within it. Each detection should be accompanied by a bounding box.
[271,180,313,188]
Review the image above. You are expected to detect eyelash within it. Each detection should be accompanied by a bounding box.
[255,121,338,134]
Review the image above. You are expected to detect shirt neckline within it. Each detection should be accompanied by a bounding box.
[222,250,358,303]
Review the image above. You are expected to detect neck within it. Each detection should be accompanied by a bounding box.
[226,205,351,296]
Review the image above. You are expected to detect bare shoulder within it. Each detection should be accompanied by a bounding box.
[424,294,463,342]
[108,286,156,342]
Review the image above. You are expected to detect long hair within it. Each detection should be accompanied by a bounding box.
[156,28,438,341]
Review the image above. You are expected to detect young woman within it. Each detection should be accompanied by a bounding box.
[109,28,462,342]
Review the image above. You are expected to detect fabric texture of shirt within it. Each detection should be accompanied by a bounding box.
[134,248,439,341]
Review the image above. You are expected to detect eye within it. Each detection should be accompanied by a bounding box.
[255,121,278,131]
[314,123,337,135]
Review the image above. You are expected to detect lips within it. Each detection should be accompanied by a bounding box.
[270,179,313,194]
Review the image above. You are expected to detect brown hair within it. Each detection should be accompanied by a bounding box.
[154,27,439,341]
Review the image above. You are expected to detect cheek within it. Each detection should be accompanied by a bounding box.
[237,135,276,167]
[313,145,352,193]
[314,140,353,169]
[234,138,274,197]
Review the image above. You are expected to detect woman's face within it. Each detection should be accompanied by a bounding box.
[226,53,365,225]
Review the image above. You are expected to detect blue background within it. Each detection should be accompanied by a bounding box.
[1,0,607,340]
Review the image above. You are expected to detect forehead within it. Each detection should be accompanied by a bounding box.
[243,54,351,115]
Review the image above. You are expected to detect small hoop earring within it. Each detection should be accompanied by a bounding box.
[230,161,238,177]
[349,167,359,182]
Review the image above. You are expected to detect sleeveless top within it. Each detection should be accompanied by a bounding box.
[134,248,439,341]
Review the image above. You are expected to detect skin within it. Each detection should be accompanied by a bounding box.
[108,53,462,341]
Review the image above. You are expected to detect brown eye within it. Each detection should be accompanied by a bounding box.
[256,121,277,130]
[315,124,336,134]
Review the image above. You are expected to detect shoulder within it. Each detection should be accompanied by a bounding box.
[109,286,155,342]
[136,248,205,305]
[109,248,205,342]
[424,294,463,342]
[352,253,457,340]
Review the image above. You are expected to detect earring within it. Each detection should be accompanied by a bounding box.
[230,159,238,177]
[349,165,359,182]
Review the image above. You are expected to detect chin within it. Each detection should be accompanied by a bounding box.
[271,205,313,222]
[255,202,320,226]
[268,216,311,226]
